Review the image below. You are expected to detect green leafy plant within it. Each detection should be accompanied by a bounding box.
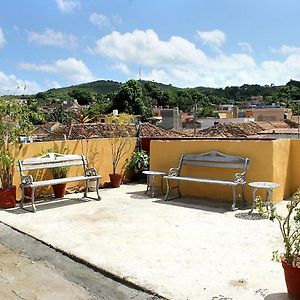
[0,100,33,188]
[107,115,132,175]
[254,190,300,266]
[125,150,149,179]
[52,165,70,179]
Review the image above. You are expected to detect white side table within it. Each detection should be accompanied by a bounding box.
[142,170,166,197]
[248,181,280,214]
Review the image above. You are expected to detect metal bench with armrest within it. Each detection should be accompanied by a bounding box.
[163,151,250,210]
[17,152,102,212]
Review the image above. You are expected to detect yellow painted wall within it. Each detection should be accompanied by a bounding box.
[13,137,136,200]
[288,140,300,194]
[218,111,233,119]
[150,139,296,205]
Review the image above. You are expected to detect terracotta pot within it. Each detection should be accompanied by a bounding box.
[52,183,67,198]
[282,258,300,300]
[109,173,122,188]
[24,187,35,203]
[0,185,16,209]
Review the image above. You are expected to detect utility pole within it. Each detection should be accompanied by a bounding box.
[138,66,141,81]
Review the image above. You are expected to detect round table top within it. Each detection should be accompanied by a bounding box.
[248,181,280,189]
[142,170,166,176]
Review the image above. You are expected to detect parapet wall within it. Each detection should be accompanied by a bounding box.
[150,139,299,204]
[13,137,136,199]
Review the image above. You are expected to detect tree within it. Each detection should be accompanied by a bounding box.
[68,90,94,105]
[112,80,152,119]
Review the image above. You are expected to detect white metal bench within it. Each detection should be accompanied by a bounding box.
[17,152,102,212]
[164,151,250,210]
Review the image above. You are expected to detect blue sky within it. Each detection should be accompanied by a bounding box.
[1,0,300,95]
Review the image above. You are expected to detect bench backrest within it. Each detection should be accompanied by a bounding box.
[179,151,250,171]
[17,152,87,173]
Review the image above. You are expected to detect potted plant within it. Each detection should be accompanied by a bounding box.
[125,150,149,181]
[74,110,99,191]
[107,114,133,188]
[0,100,32,208]
[51,165,70,198]
[255,191,300,299]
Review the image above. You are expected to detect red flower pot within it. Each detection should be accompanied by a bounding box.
[282,258,300,300]
[52,183,67,198]
[0,185,16,208]
[109,174,122,188]
[24,187,35,203]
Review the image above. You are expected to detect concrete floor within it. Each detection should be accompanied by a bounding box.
[0,184,290,300]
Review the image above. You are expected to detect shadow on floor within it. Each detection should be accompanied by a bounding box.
[264,292,289,300]
[126,189,235,213]
[2,197,92,214]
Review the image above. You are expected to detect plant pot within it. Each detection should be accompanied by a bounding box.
[0,185,16,208]
[109,173,122,188]
[282,258,300,300]
[24,187,35,203]
[52,183,67,198]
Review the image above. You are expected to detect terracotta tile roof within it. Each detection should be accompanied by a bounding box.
[37,122,187,141]
[192,122,263,138]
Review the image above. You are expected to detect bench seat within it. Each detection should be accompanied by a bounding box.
[163,176,241,186]
[28,175,101,188]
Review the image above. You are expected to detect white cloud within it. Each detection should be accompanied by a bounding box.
[0,27,6,48]
[93,29,207,68]
[27,28,78,48]
[0,71,42,95]
[19,57,96,84]
[112,15,123,25]
[90,29,300,88]
[55,0,80,13]
[89,12,123,29]
[90,13,110,28]
[238,42,253,53]
[45,80,62,89]
[271,44,300,56]
[197,29,226,48]
[112,63,131,74]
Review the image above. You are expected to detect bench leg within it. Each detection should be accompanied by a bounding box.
[241,184,247,208]
[164,179,170,200]
[95,179,101,201]
[31,187,36,213]
[178,181,182,198]
[20,186,25,209]
[83,179,101,201]
[231,185,238,211]
[84,180,88,198]
[164,179,181,201]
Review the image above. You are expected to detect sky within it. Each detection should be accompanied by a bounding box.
[1,0,300,95]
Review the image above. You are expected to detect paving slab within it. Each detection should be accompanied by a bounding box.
[0,184,290,300]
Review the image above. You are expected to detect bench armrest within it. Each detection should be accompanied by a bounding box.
[85,167,98,177]
[21,175,33,186]
[168,167,180,177]
[234,172,246,184]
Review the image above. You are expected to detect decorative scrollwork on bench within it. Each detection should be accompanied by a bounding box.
[234,172,246,184]
[21,175,33,186]
[85,167,98,177]
[168,167,180,177]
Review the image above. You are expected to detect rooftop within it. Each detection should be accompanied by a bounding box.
[0,184,289,300]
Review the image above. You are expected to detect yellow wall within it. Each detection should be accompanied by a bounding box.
[14,137,136,199]
[218,111,233,119]
[150,139,300,205]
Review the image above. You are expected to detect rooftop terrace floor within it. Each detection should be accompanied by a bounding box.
[0,184,290,300]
